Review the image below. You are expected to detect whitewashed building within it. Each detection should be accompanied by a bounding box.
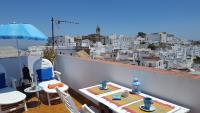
[146,33,163,44]
[81,39,90,47]
[191,46,200,57]
[146,32,177,44]
[90,42,106,57]
[108,34,132,49]
[116,50,133,61]
[49,35,76,48]
[141,56,164,69]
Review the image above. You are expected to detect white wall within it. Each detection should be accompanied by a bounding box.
[0,56,40,85]
[55,55,200,113]
[0,39,47,49]
[27,56,41,74]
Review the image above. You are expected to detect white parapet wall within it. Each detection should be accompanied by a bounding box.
[55,55,200,113]
[0,56,40,86]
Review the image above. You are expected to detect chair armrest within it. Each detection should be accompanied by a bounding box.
[54,70,61,81]
[7,76,17,89]
[54,70,61,75]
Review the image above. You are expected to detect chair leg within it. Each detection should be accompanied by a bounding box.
[47,93,51,106]
[24,100,28,111]
[37,92,40,98]
[36,92,41,103]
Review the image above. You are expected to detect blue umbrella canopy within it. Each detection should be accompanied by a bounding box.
[0,23,48,41]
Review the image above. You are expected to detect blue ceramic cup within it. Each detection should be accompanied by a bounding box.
[100,80,107,89]
[144,97,153,110]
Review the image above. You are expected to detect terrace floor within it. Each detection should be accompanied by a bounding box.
[8,88,97,113]
[23,95,82,113]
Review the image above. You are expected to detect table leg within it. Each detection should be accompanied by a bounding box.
[36,92,41,103]
[0,105,2,113]
[47,93,51,106]
[36,92,39,98]
[24,100,28,111]
[99,102,113,113]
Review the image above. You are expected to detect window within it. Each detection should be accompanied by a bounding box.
[149,63,153,67]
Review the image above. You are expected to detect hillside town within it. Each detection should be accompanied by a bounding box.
[46,26,200,73]
[0,25,200,73]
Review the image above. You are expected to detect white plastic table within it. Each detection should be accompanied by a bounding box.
[38,79,69,94]
[24,85,42,102]
[0,87,27,112]
[79,82,190,113]
[38,79,69,106]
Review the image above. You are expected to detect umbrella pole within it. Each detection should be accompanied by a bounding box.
[16,38,19,56]
[16,38,23,86]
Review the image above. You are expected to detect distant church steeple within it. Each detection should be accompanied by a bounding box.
[96,25,100,35]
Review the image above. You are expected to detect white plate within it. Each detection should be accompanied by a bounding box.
[139,105,156,112]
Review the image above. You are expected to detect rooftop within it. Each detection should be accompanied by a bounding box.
[0,55,200,113]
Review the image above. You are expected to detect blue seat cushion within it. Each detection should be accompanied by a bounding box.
[36,68,53,82]
[0,73,6,89]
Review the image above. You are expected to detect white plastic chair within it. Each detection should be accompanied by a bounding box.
[33,58,69,106]
[56,88,96,113]
[0,64,27,113]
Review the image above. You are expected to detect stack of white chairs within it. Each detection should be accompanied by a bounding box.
[56,87,96,113]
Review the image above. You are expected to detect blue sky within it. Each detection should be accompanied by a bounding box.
[0,0,200,39]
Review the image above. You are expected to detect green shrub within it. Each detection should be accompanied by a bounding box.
[43,47,56,64]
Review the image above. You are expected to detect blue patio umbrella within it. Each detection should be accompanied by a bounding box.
[0,23,48,85]
[0,23,47,41]
[0,23,48,49]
